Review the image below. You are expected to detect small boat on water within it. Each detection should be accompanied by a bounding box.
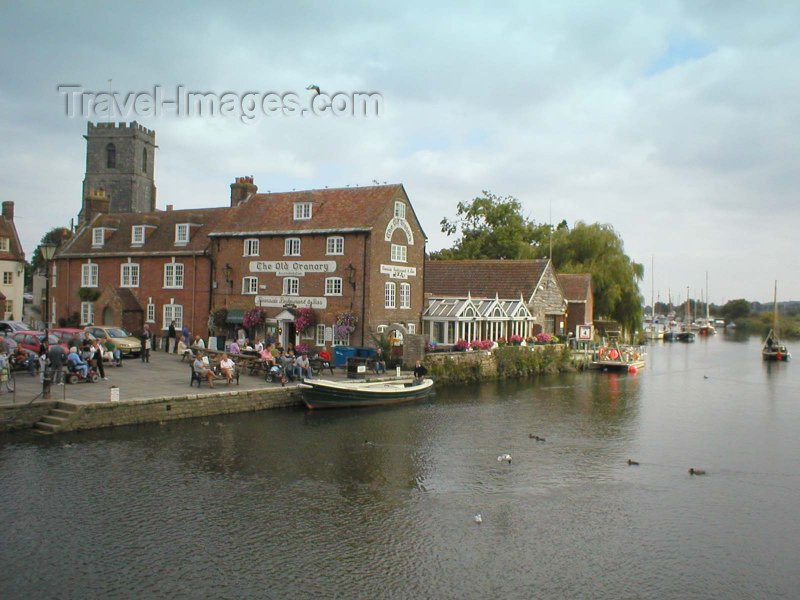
[762,281,790,362]
[299,377,435,409]
[663,330,677,342]
[591,341,646,372]
[676,332,695,343]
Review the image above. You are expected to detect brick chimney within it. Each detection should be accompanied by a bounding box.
[1,201,13,222]
[81,188,111,225]
[230,176,257,207]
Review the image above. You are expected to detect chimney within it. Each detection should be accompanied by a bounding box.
[1,201,13,221]
[81,188,111,225]
[230,176,257,207]
[166,204,173,211]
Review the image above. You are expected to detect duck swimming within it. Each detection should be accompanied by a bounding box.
[627,459,639,466]
[689,468,706,475]
[497,454,512,464]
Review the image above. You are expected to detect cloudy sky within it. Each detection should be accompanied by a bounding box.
[1,1,798,304]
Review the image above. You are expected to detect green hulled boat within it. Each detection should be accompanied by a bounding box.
[299,378,434,409]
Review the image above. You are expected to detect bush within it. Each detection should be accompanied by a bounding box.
[78,287,101,302]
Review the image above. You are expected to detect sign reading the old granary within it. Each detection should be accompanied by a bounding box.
[380,264,417,279]
[255,295,328,309]
[249,260,337,277]
[384,217,414,244]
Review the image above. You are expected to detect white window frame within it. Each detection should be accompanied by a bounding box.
[2,271,12,285]
[391,244,407,263]
[315,324,326,346]
[120,263,140,288]
[92,228,104,247]
[163,262,184,289]
[163,302,183,330]
[408,323,416,334]
[242,276,259,295]
[0,238,9,252]
[243,238,260,257]
[293,202,312,220]
[51,264,57,288]
[400,282,411,309]
[146,302,156,323]
[394,201,406,219]
[325,277,343,296]
[376,325,388,334]
[284,238,301,256]
[80,301,94,326]
[326,236,344,255]
[175,223,190,245]
[283,277,299,296]
[81,262,98,287]
[385,282,396,309]
[131,225,145,245]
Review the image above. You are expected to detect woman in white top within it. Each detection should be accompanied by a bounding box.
[219,353,235,384]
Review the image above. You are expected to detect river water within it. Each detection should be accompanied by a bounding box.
[1,334,799,599]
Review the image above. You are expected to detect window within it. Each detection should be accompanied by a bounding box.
[332,331,349,347]
[385,282,396,308]
[293,202,312,220]
[131,225,145,245]
[164,262,184,289]
[408,323,416,334]
[80,302,94,325]
[243,238,259,257]
[163,303,183,329]
[325,277,342,296]
[283,277,299,296]
[391,244,407,263]
[2,271,12,285]
[400,282,411,308]
[175,223,189,244]
[284,238,301,256]
[121,263,140,287]
[106,143,116,168]
[81,263,98,287]
[242,276,259,294]
[142,147,147,173]
[326,236,344,255]
[51,264,57,288]
[0,238,8,252]
[377,325,388,333]
[315,324,326,346]
[146,302,155,323]
[394,201,406,219]
[5,300,12,315]
[92,228,104,247]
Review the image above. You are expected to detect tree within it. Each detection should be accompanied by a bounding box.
[25,227,73,287]
[430,191,549,260]
[720,299,750,321]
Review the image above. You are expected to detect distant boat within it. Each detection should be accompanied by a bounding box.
[591,340,646,371]
[762,281,790,362]
[676,332,695,343]
[663,330,677,342]
[299,377,435,409]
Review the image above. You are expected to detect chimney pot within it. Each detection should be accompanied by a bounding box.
[1,201,13,222]
[166,204,173,211]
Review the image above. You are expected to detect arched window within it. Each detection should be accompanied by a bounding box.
[106,143,116,168]
[142,147,147,173]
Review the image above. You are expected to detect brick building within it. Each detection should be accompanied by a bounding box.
[557,273,594,338]
[210,179,426,350]
[0,201,26,321]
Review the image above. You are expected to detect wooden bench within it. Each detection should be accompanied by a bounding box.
[310,358,335,376]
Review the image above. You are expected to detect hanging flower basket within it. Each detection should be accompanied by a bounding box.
[243,308,265,330]
[295,308,317,334]
[334,311,357,341]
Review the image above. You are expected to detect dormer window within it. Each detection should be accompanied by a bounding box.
[175,223,189,245]
[394,201,406,219]
[92,228,104,247]
[0,238,8,252]
[131,225,145,246]
[293,202,312,220]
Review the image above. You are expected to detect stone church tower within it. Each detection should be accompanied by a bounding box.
[79,121,157,223]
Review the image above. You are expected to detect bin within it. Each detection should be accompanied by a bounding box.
[334,346,357,368]
[346,357,369,379]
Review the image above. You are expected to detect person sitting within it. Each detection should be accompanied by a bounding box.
[218,353,236,385]
[318,346,334,374]
[193,352,216,387]
[178,339,191,360]
[254,339,264,353]
[67,346,89,378]
[12,346,37,375]
[412,360,428,385]
[260,345,275,367]
[102,339,122,366]
[192,336,205,350]
[280,351,295,381]
[373,347,387,374]
[293,352,313,380]
[228,340,241,355]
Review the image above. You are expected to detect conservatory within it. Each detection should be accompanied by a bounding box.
[423,293,536,344]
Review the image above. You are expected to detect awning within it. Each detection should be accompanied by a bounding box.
[226,309,245,324]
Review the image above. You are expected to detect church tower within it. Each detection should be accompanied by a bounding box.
[80,121,157,222]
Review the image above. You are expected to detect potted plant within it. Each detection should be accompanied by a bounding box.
[536,333,553,345]
[510,334,524,346]
[455,339,470,352]
[334,311,357,343]
[295,308,317,336]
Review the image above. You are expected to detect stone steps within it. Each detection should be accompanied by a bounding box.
[31,403,81,435]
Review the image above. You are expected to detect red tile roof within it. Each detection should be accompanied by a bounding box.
[0,215,25,262]
[210,184,406,236]
[556,274,592,302]
[424,259,549,298]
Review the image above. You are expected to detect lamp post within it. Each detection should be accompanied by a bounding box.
[39,242,58,400]
[223,263,233,290]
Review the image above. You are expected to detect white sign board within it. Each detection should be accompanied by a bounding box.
[324,327,333,342]
[577,324,593,341]
[384,217,414,245]
[256,295,328,309]
[250,260,336,277]
[380,264,417,279]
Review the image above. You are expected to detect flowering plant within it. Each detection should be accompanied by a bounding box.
[510,334,524,343]
[334,311,357,341]
[455,339,470,351]
[470,339,493,350]
[243,308,265,330]
[536,333,553,344]
[295,308,317,333]
[496,336,507,346]
[295,343,310,354]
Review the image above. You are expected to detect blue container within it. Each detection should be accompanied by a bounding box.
[333,346,357,368]
[355,347,377,359]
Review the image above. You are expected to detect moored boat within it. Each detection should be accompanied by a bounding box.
[676,332,695,343]
[762,281,790,362]
[299,377,435,409]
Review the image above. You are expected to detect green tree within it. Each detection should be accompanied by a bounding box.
[431,191,549,260]
[720,299,750,321]
[30,227,72,271]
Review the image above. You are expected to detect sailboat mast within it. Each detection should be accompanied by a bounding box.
[651,255,655,320]
[773,280,779,336]
[706,271,710,320]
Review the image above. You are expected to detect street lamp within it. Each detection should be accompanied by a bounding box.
[39,242,58,400]
[346,263,356,291]
[223,263,233,290]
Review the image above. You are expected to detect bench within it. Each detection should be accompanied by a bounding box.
[310,358,335,376]
[190,362,240,387]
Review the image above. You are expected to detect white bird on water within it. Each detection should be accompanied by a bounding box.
[474,514,483,524]
[497,454,512,464]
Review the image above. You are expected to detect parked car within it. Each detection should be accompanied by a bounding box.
[0,321,30,335]
[0,336,19,352]
[84,326,142,357]
[51,328,96,347]
[10,331,68,354]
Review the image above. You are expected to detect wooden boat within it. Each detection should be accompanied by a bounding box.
[299,377,434,409]
[676,331,695,343]
[590,341,645,372]
[762,281,790,362]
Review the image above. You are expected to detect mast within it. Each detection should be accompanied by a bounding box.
[706,271,710,321]
[651,255,655,320]
[773,280,779,337]
[686,285,690,325]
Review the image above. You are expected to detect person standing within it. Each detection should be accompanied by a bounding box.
[140,324,152,363]
[91,338,107,380]
[168,320,177,354]
[182,323,191,347]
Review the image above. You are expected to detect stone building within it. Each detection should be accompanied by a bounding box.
[0,201,26,321]
[557,273,594,337]
[423,259,567,342]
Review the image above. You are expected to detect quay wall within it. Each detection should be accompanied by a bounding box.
[425,345,574,383]
[0,402,56,432]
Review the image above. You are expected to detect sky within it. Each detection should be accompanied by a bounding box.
[1,1,799,304]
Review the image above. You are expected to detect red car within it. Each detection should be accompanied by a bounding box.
[50,328,96,347]
[11,331,68,354]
